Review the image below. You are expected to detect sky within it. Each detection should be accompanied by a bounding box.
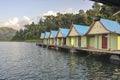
[0,0,94,30]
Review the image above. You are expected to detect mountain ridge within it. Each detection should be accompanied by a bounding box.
[0,27,17,41]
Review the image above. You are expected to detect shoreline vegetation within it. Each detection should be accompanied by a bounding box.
[24,39,41,42]
[12,2,120,41]
[0,39,41,42]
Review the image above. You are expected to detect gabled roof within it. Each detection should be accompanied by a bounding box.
[74,24,90,35]
[40,33,44,39]
[60,28,70,37]
[51,30,58,38]
[45,32,50,38]
[57,28,70,37]
[100,18,120,34]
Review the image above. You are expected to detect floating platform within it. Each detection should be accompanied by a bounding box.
[36,43,120,55]
[36,43,120,64]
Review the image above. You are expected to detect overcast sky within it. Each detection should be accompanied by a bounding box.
[0,0,94,30]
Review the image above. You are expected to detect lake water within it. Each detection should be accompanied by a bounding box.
[0,42,120,80]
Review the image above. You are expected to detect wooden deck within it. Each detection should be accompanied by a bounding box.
[80,48,120,55]
[36,43,120,55]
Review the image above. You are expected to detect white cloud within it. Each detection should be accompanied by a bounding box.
[38,8,75,21]
[64,8,74,14]
[0,8,76,30]
[43,11,57,16]
[37,11,57,22]
[0,16,32,30]
[41,8,74,17]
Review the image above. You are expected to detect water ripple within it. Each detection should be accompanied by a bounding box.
[0,42,119,80]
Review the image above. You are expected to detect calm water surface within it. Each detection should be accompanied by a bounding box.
[0,42,120,80]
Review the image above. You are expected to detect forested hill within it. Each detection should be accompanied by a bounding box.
[12,2,120,41]
[0,27,16,41]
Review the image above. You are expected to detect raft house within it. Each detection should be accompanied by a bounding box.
[56,28,69,46]
[54,28,70,51]
[49,30,58,45]
[38,17,120,61]
[66,24,89,48]
[39,33,45,47]
[49,30,58,49]
[42,31,50,47]
[86,18,120,50]
[40,33,44,43]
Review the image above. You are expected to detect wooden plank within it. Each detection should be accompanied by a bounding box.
[118,36,120,50]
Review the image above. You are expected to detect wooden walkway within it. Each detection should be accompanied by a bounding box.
[36,43,120,55]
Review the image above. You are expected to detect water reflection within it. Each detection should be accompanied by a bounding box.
[0,42,120,80]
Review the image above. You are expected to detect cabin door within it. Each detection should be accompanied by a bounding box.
[60,38,62,46]
[63,38,66,46]
[88,36,95,48]
[118,36,120,50]
[102,34,107,49]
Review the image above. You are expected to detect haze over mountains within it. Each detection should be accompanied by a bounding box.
[0,16,33,41]
[0,16,32,30]
[0,27,16,41]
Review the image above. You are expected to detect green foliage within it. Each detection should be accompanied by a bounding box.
[12,2,120,41]
[25,39,42,42]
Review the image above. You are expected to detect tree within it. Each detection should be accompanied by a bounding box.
[12,2,120,41]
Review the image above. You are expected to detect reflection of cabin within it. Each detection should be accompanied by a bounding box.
[40,33,44,43]
[49,30,58,45]
[56,28,69,46]
[87,18,120,50]
[44,32,50,44]
[66,24,89,47]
